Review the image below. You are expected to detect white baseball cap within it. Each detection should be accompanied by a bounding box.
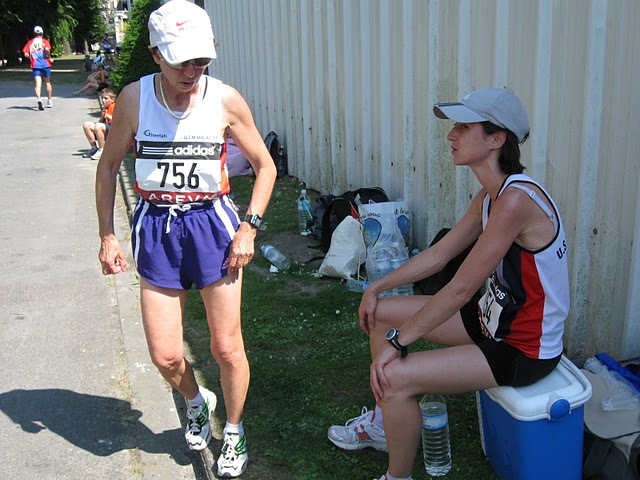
[34,26,44,35]
[433,88,530,143]
[148,0,217,65]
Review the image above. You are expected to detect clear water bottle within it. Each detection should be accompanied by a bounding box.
[297,189,313,235]
[260,245,292,271]
[420,394,452,477]
[366,245,395,297]
[346,278,369,292]
[390,247,413,296]
[365,243,413,297]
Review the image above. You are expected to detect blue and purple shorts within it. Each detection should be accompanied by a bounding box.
[131,195,240,290]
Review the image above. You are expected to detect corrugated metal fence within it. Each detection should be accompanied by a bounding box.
[203,0,640,360]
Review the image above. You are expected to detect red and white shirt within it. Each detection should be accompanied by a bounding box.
[479,174,570,359]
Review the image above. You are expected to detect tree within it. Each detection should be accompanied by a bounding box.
[108,0,161,92]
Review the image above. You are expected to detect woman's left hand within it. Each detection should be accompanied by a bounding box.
[370,344,399,402]
[227,223,257,273]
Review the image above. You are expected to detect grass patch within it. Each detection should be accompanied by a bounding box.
[184,175,498,479]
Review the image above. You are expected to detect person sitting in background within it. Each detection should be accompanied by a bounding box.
[73,65,109,95]
[82,88,116,160]
[84,53,92,72]
[92,51,105,70]
[327,88,570,480]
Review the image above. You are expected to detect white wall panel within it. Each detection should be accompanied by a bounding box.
[203,0,640,360]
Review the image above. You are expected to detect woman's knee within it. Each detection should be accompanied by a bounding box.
[210,336,246,367]
[149,350,184,375]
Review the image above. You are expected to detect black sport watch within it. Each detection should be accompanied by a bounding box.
[385,328,408,358]
[242,214,265,231]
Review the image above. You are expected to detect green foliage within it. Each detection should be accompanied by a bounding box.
[108,0,161,93]
[49,0,77,57]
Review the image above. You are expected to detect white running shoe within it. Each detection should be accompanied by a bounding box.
[184,387,217,451]
[217,431,248,478]
[46,99,53,108]
[90,148,103,160]
[327,406,387,452]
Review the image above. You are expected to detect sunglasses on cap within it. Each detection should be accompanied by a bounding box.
[159,53,212,70]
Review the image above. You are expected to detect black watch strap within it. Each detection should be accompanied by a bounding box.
[386,329,408,358]
[243,214,265,231]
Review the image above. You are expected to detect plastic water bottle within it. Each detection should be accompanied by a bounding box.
[260,245,291,271]
[366,243,413,297]
[346,278,369,292]
[420,394,452,477]
[297,189,313,235]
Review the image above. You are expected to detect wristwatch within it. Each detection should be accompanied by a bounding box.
[385,328,408,358]
[242,214,265,231]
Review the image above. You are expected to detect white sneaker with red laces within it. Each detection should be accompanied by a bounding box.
[327,406,387,452]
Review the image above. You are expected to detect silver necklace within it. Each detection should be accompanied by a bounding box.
[158,74,195,123]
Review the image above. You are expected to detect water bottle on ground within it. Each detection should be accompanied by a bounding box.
[346,278,369,292]
[260,245,292,271]
[420,393,452,477]
[297,189,313,235]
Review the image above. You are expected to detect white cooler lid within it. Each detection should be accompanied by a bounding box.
[484,356,592,421]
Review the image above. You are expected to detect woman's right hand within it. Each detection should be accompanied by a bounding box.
[358,285,379,335]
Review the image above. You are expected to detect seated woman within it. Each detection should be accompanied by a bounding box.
[73,65,109,95]
[327,88,570,480]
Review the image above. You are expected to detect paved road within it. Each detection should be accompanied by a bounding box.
[0,79,203,479]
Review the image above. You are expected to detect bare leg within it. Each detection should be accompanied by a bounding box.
[43,77,52,101]
[94,124,107,148]
[368,296,498,478]
[200,270,248,424]
[139,278,200,399]
[33,75,42,98]
[83,121,97,145]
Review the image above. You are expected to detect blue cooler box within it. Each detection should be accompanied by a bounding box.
[477,356,592,480]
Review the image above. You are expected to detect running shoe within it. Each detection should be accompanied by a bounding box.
[90,148,103,160]
[217,432,248,478]
[47,99,53,108]
[37,100,44,111]
[83,146,99,158]
[327,406,387,452]
[184,387,217,451]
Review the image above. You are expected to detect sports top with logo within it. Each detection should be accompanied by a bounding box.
[479,174,570,360]
[134,74,230,204]
[23,37,52,69]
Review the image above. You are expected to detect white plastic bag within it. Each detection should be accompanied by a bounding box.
[359,201,412,249]
[584,357,640,411]
[319,216,367,280]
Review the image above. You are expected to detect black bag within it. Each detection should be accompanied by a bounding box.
[264,131,288,178]
[310,194,335,242]
[318,187,388,252]
[414,228,483,303]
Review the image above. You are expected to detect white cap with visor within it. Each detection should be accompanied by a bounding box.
[148,0,217,65]
[433,88,530,143]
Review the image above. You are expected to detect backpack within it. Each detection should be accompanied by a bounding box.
[414,228,483,303]
[264,131,288,178]
[318,187,388,252]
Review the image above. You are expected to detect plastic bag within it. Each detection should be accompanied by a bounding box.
[359,201,411,249]
[584,357,640,411]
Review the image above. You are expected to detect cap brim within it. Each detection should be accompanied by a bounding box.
[433,102,487,123]
[158,38,217,64]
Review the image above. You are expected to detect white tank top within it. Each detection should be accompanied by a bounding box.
[134,74,231,204]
